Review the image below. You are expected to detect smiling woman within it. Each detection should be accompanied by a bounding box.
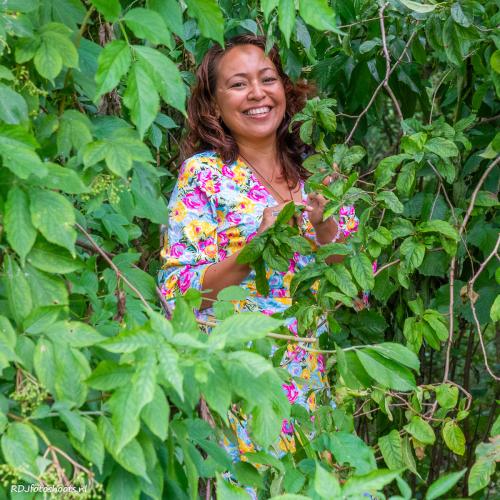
[157,34,359,490]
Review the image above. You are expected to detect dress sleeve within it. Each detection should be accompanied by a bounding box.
[158,157,219,300]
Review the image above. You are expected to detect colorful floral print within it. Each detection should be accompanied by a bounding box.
[158,151,359,462]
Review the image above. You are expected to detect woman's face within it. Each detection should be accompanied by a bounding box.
[214,44,286,145]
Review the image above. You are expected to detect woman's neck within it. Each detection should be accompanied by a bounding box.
[236,136,279,177]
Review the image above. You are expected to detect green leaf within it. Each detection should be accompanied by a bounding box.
[329,431,376,475]
[27,241,83,274]
[54,345,89,407]
[491,295,500,322]
[399,0,436,13]
[372,343,420,371]
[69,419,105,473]
[325,265,358,297]
[468,459,495,495]
[95,40,132,98]
[45,320,105,348]
[404,416,435,445]
[86,361,134,391]
[141,385,169,441]
[5,187,37,261]
[133,46,186,114]
[424,137,459,159]
[314,462,341,498]
[442,421,465,455]
[396,162,416,197]
[0,83,28,124]
[1,423,38,471]
[423,312,448,342]
[210,312,282,348]
[376,191,404,213]
[261,0,278,21]
[350,253,374,290]
[342,468,403,496]
[4,255,32,324]
[123,61,159,138]
[299,0,337,32]
[378,430,405,469]
[357,349,416,391]
[418,220,459,240]
[216,473,250,500]
[25,264,69,308]
[30,162,89,194]
[34,40,63,80]
[30,189,76,256]
[442,17,463,66]
[148,0,184,37]
[33,338,56,395]
[0,124,47,179]
[157,343,184,401]
[57,110,93,159]
[425,468,466,499]
[185,0,224,45]
[435,383,458,409]
[400,236,425,269]
[102,327,158,353]
[217,285,249,301]
[91,0,121,22]
[278,0,295,47]
[123,8,171,47]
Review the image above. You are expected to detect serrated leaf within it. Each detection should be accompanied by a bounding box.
[425,468,466,499]
[123,8,171,47]
[1,423,38,471]
[376,191,404,213]
[372,343,420,371]
[141,385,169,440]
[0,83,28,124]
[157,343,184,400]
[185,0,224,45]
[123,61,159,138]
[30,189,76,256]
[424,137,459,158]
[5,187,37,261]
[314,462,341,498]
[95,40,132,98]
[468,459,495,495]
[325,265,358,297]
[442,421,465,455]
[435,383,458,409]
[34,40,63,79]
[27,241,83,274]
[91,0,121,22]
[350,253,374,290]
[86,360,134,390]
[4,255,32,324]
[299,0,338,32]
[357,349,416,391]
[342,468,403,496]
[379,430,405,469]
[404,416,435,444]
[399,0,436,13]
[69,419,105,473]
[278,0,295,46]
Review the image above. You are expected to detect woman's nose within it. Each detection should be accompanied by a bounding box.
[248,81,265,100]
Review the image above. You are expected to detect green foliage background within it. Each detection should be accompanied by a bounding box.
[0,0,498,498]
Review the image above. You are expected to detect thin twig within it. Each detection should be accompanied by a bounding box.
[345,24,418,143]
[75,223,152,311]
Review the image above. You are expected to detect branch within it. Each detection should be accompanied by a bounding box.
[75,223,152,312]
[345,21,418,143]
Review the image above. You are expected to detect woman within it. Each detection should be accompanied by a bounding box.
[158,35,359,461]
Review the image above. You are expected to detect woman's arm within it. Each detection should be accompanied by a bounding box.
[200,251,251,309]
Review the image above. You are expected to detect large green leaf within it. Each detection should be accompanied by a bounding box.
[350,253,374,290]
[95,40,132,98]
[90,0,121,22]
[1,423,39,471]
[424,137,459,158]
[123,8,172,47]
[141,384,169,441]
[442,17,463,66]
[29,189,76,255]
[69,418,105,473]
[278,0,295,46]
[442,421,465,455]
[342,469,403,497]
[3,255,32,324]
[0,83,28,124]
[378,430,405,470]
[325,265,358,297]
[185,0,224,45]
[425,469,466,500]
[314,461,341,498]
[27,241,83,274]
[356,349,416,391]
[329,431,376,475]
[376,191,404,213]
[5,187,37,261]
[133,46,186,114]
[123,61,160,138]
[299,0,337,32]
[209,312,282,348]
[371,343,420,371]
[148,0,184,37]
[404,415,435,445]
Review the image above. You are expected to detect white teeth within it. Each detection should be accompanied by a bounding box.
[245,106,271,115]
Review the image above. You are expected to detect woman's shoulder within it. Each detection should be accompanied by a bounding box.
[180,150,225,173]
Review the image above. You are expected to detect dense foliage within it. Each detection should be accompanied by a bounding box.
[0,0,498,498]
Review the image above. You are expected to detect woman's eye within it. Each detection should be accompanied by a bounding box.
[263,77,277,83]
[230,82,245,88]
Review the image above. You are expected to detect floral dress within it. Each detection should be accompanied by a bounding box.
[158,151,359,461]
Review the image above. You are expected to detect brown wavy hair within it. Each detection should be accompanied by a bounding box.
[182,34,311,187]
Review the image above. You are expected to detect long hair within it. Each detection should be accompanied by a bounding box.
[182,34,311,186]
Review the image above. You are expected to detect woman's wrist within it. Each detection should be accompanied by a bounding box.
[314,216,341,245]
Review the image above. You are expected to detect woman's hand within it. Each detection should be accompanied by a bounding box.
[257,202,293,235]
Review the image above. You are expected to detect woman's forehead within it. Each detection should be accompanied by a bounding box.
[216,44,277,79]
